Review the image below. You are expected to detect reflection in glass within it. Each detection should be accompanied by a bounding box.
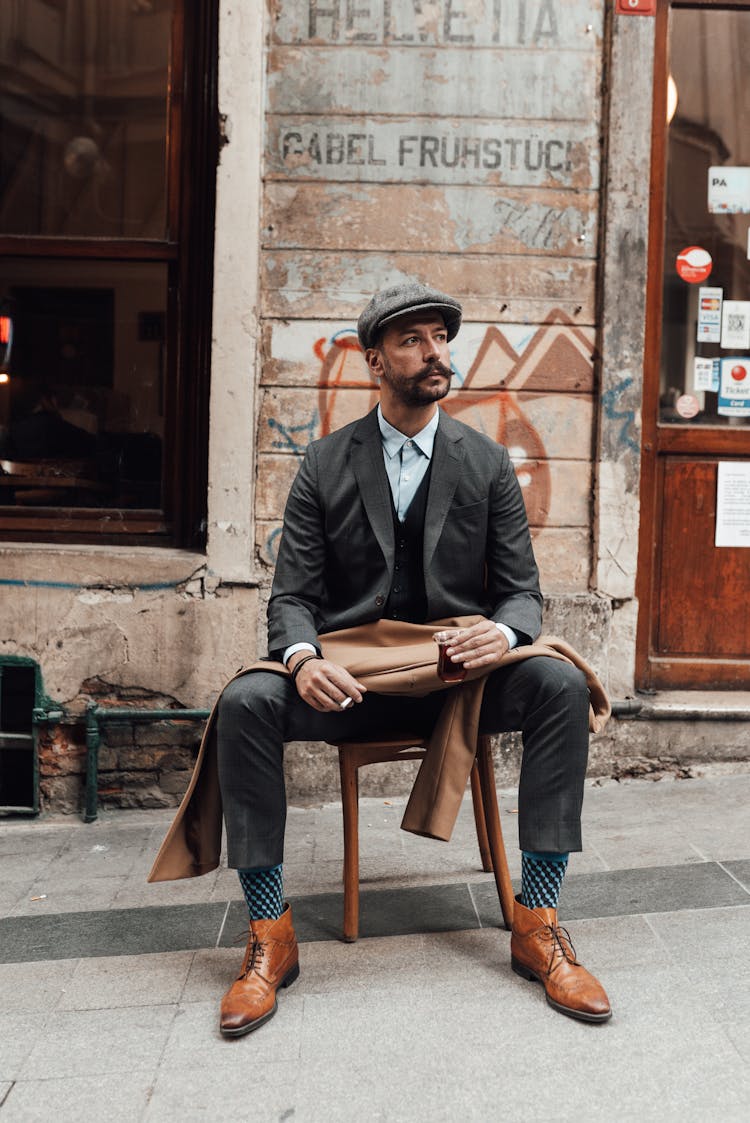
[661,9,750,427]
[0,0,173,238]
[0,259,166,510]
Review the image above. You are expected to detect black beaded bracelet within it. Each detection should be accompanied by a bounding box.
[290,653,323,683]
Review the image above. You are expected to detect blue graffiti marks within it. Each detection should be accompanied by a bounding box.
[601,376,638,453]
[263,526,283,566]
[267,411,319,451]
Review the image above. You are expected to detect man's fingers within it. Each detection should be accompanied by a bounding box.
[295,659,366,710]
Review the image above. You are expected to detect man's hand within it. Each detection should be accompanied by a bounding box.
[290,654,367,712]
[445,619,509,671]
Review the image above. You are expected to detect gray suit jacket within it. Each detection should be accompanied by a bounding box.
[267,406,543,658]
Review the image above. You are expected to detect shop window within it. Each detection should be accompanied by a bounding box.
[0,0,218,546]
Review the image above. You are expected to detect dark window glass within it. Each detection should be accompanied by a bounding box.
[0,258,167,511]
[0,0,172,238]
[660,8,750,427]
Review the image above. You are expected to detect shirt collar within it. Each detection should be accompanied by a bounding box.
[376,405,439,461]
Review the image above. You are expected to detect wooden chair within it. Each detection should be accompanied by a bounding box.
[333,734,515,942]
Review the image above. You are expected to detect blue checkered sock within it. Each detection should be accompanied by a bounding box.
[521,851,569,910]
[238,864,284,921]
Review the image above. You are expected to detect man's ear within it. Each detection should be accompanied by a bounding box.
[365,347,382,378]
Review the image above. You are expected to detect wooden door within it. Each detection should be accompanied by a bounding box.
[637,1,750,689]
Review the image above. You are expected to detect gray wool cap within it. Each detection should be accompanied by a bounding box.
[357,282,462,350]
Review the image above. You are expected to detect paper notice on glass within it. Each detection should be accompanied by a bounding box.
[708,166,750,213]
[697,286,723,342]
[693,357,717,391]
[718,358,750,418]
[721,301,750,349]
[716,462,750,547]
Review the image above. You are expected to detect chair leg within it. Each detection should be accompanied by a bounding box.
[476,736,515,931]
[338,749,360,942]
[470,761,493,873]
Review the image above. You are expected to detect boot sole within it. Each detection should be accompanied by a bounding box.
[511,956,612,1024]
[220,962,300,1038]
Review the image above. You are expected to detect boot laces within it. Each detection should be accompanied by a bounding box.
[539,922,579,977]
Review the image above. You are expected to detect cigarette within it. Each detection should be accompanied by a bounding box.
[340,696,353,710]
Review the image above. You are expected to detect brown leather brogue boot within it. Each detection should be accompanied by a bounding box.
[220,903,299,1037]
[510,897,611,1023]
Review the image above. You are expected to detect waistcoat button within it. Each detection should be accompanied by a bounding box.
[375,594,384,606]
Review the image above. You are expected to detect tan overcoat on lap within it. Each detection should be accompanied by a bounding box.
[147,619,610,883]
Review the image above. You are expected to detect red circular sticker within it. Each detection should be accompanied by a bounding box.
[676,394,700,419]
[731,363,748,382]
[676,246,713,283]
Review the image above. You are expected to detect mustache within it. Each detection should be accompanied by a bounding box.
[417,361,452,380]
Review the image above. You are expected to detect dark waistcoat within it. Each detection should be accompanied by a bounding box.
[384,461,433,624]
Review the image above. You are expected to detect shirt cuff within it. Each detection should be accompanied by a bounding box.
[495,622,518,650]
[282,642,319,666]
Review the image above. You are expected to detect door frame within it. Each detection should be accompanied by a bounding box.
[635,0,750,690]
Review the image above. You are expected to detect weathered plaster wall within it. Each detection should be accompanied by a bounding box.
[258,0,607,621]
[595,11,656,697]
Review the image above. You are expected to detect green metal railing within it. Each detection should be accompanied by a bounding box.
[84,705,210,822]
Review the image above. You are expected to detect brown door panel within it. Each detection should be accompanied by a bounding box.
[656,459,750,658]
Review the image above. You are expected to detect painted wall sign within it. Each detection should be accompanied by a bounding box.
[267,119,598,189]
[273,0,603,48]
[715,461,750,547]
[708,166,750,214]
[676,246,712,284]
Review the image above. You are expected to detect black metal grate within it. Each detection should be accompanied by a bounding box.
[0,664,36,809]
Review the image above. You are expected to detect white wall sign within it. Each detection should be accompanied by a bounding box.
[716,462,750,547]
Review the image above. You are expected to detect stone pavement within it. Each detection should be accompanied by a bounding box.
[1,772,749,1122]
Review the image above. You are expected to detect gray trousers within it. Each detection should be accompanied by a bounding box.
[216,656,590,869]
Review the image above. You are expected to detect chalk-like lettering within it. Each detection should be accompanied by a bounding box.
[482,138,502,169]
[505,137,522,169]
[545,139,564,171]
[533,0,558,43]
[347,133,366,164]
[309,0,339,39]
[282,132,303,159]
[524,139,544,171]
[492,0,502,44]
[517,0,527,45]
[368,135,386,166]
[419,136,439,167]
[444,0,474,44]
[346,0,377,41]
[461,137,481,169]
[383,0,414,42]
[308,133,322,163]
[399,135,419,165]
[327,133,345,163]
[441,137,460,168]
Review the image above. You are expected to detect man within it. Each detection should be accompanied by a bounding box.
[216,282,611,1037]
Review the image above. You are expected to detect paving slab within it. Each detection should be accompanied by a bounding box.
[0,1074,154,1123]
[18,1005,177,1080]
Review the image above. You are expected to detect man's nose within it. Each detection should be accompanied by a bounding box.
[422,337,441,360]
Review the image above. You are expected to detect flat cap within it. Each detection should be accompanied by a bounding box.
[357,282,462,350]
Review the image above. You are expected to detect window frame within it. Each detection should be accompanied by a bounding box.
[0,0,219,548]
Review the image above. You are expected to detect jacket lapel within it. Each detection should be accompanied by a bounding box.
[424,410,464,569]
[351,408,395,570]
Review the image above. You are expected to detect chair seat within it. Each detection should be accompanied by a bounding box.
[332,734,515,942]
